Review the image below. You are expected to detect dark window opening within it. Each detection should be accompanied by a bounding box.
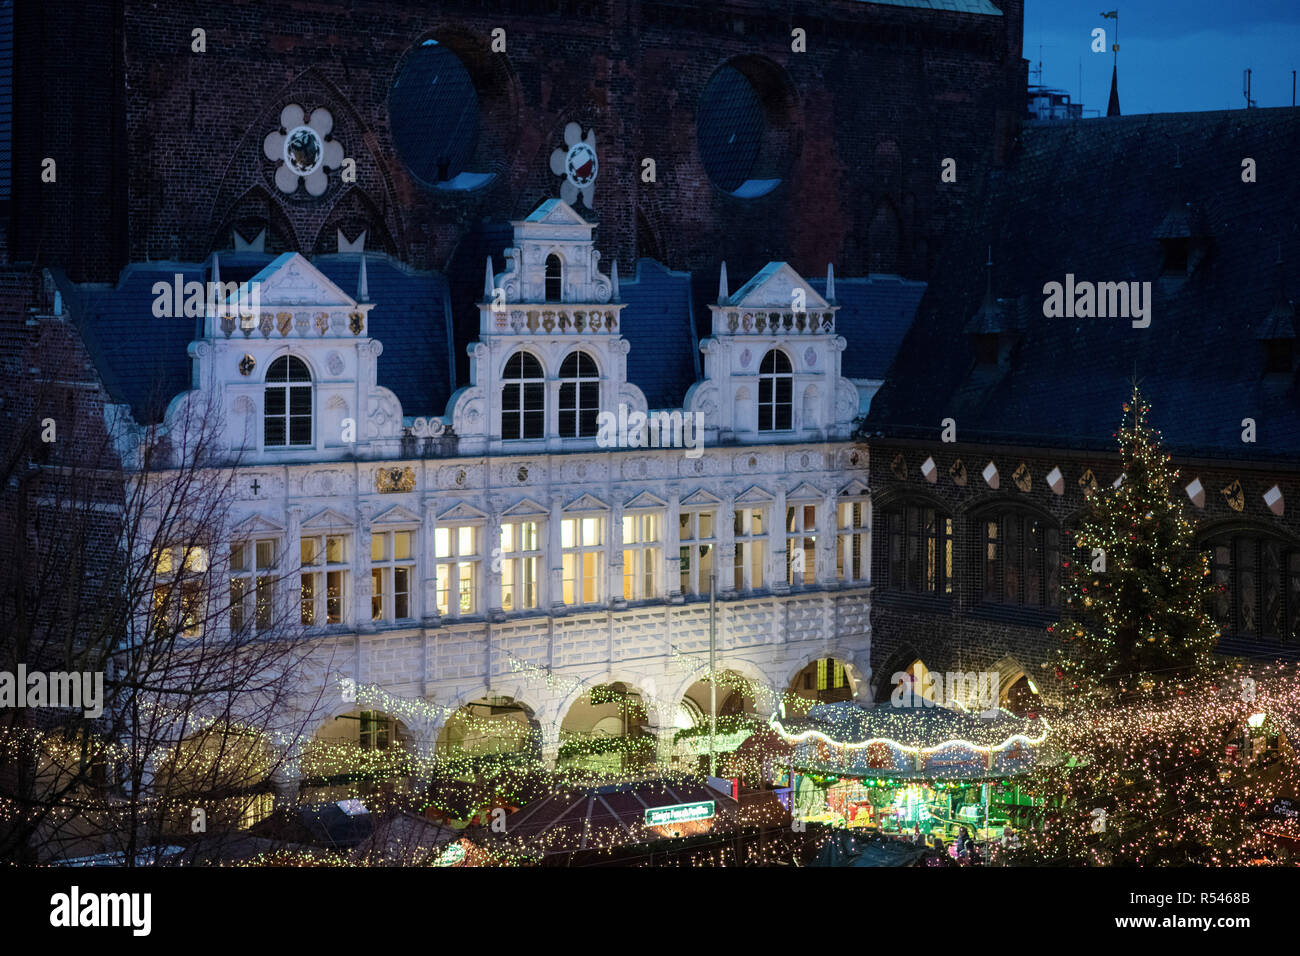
[265,355,312,447]
[875,503,953,596]
[502,351,545,440]
[973,333,999,366]
[758,349,793,431]
[981,511,1059,607]
[545,254,563,302]
[1205,535,1300,640]
[558,351,599,438]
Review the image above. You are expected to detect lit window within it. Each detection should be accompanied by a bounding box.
[622,512,662,602]
[435,524,480,618]
[562,516,604,606]
[502,351,545,440]
[231,539,278,632]
[785,503,817,587]
[151,545,209,637]
[500,520,542,612]
[264,356,313,447]
[837,500,870,584]
[678,510,716,597]
[733,507,766,591]
[301,535,348,626]
[757,350,792,431]
[371,530,417,622]
[359,711,391,751]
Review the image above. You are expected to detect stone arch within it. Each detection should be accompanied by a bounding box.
[209,183,300,256]
[872,645,928,704]
[786,649,868,713]
[310,186,400,258]
[555,674,664,772]
[667,657,777,723]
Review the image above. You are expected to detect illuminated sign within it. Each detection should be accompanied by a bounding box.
[644,801,715,827]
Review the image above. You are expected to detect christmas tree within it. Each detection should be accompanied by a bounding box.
[1053,385,1218,699]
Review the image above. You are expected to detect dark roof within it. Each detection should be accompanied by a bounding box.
[620,259,698,409]
[866,107,1300,460]
[808,275,927,380]
[61,253,456,424]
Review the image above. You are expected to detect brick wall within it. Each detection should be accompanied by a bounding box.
[12,0,1025,288]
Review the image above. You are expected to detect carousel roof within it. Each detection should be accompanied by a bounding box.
[772,701,1049,752]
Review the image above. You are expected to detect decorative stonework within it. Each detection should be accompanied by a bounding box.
[263,104,345,197]
[375,466,416,494]
[549,123,598,207]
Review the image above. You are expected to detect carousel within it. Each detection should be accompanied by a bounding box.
[768,701,1051,843]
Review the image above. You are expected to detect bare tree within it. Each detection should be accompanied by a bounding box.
[1,289,329,865]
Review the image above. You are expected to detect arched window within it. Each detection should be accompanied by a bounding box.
[1202,532,1300,640]
[875,501,952,595]
[980,510,1060,607]
[264,356,312,447]
[757,349,792,431]
[501,352,545,440]
[558,351,599,438]
[545,254,563,302]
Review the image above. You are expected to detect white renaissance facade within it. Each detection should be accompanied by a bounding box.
[154,199,874,784]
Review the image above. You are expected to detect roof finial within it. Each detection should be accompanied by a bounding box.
[211,251,221,287]
[484,256,495,301]
[610,260,621,302]
[718,261,729,306]
[826,263,836,303]
[357,253,369,303]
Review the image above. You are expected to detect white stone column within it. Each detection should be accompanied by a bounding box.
[665,491,682,601]
[609,500,624,608]
[355,502,375,630]
[421,495,440,625]
[282,503,303,627]
[719,494,736,595]
[548,494,565,612]
[820,493,838,587]
[486,497,504,621]
[772,488,789,593]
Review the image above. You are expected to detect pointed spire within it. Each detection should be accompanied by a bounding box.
[211,252,221,287]
[357,254,369,303]
[826,263,836,303]
[610,260,620,302]
[718,261,729,306]
[484,256,495,301]
[983,246,994,305]
[1107,63,1121,117]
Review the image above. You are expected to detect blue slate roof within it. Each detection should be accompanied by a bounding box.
[808,275,927,381]
[63,253,456,424]
[866,107,1300,461]
[619,259,699,410]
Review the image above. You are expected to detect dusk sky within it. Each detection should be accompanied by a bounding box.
[1024,0,1300,115]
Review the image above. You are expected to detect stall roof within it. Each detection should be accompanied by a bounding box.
[774,702,1048,751]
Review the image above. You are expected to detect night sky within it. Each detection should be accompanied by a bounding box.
[1024,0,1299,115]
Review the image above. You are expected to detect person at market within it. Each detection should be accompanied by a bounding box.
[911,823,922,844]
[968,841,983,865]
[956,826,969,856]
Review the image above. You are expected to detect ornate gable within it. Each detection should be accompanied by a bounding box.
[301,507,354,531]
[680,488,724,508]
[728,262,829,311]
[563,492,609,513]
[251,253,357,308]
[734,484,776,505]
[371,504,421,526]
[623,490,668,510]
[501,497,549,518]
[436,501,490,523]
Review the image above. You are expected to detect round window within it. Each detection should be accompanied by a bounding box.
[284,126,324,176]
[389,40,480,188]
[696,59,797,199]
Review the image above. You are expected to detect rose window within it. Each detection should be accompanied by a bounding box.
[263,104,344,197]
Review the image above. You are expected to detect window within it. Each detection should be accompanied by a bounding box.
[558,351,600,439]
[545,254,563,302]
[973,333,999,367]
[786,503,817,587]
[1204,534,1300,640]
[371,530,416,622]
[758,350,793,431]
[264,356,312,447]
[837,500,869,583]
[500,520,542,612]
[876,503,952,595]
[300,535,347,626]
[435,525,480,618]
[562,516,604,606]
[502,352,545,440]
[231,539,278,632]
[151,545,208,637]
[358,711,391,751]
[1265,340,1294,374]
[733,507,766,591]
[389,41,479,188]
[678,510,716,597]
[622,512,662,602]
[981,511,1060,607]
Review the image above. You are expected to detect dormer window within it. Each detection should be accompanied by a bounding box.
[545,254,563,302]
[502,351,545,440]
[264,355,313,447]
[757,349,793,431]
[558,350,600,438]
